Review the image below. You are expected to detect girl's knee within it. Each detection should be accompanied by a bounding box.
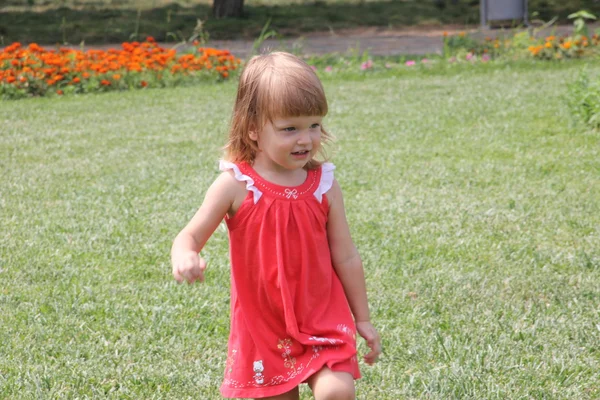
[316,385,355,400]
[309,367,355,400]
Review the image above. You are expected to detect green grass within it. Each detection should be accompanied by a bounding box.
[1,0,600,44]
[1,62,600,398]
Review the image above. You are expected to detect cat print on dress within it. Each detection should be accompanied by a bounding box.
[253,360,265,385]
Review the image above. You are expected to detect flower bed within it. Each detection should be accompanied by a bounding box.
[0,37,241,99]
[527,34,600,59]
[442,11,600,62]
[443,31,600,61]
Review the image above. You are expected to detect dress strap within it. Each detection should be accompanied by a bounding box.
[219,160,263,204]
[313,162,335,203]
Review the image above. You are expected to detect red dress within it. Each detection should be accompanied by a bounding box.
[219,161,361,399]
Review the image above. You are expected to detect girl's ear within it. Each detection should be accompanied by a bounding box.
[248,121,259,141]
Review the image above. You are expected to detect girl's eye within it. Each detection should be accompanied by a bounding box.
[283,127,296,132]
[310,123,321,129]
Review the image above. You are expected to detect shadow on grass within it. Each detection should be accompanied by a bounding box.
[2,0,600,45]
[1,1,477,45]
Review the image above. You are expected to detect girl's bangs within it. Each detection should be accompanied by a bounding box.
[257,71,327,124]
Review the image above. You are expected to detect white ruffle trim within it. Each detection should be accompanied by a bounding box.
[313,162,335,203]
[219,160,263,204]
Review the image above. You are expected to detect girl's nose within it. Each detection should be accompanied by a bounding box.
[297,130,311,144]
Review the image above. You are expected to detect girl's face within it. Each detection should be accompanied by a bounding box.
[250,115,323,172]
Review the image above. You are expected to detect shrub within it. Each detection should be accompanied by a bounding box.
[567,71,600,129]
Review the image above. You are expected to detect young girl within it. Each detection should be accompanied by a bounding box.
[171,51,381,400]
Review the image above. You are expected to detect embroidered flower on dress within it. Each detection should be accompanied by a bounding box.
[277,338,297,372]
[226,349,237,377]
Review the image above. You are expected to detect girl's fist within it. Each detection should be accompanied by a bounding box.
[173,251,207,284]
[356,321,381,365]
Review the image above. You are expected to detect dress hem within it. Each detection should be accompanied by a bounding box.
[219,356,360,399]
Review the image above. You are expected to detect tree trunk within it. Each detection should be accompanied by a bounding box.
[213,0,244,18]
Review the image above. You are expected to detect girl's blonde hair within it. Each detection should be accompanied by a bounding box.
[224,51,330,169]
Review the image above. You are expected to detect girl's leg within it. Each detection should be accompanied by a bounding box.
[307,367,355,400]
[257,386,299,400]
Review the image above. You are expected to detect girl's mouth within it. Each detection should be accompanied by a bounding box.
[292,150,310,156]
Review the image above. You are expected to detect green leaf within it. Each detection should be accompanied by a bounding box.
[568,10,597,20]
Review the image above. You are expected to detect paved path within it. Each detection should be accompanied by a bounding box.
[202,24,585,58]
[40,24,587,58]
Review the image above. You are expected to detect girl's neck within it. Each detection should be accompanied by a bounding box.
[251,157,308,187]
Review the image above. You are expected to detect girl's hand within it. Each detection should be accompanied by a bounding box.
[172,251,207,284]
[356,321,381,365]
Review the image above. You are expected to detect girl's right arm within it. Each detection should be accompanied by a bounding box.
[171,171,245,283]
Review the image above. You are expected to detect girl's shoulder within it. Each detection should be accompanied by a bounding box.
[218,160,261,204]
[214,161,252,204]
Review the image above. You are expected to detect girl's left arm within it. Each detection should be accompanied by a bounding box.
[326,178,381,364]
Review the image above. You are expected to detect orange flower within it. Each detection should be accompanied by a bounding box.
[562,41,572,50]
[56,89,63,95]
[528,45,543,56]
[28,43,43,52]
[1,40,239,97]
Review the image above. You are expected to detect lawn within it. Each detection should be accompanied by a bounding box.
[1,62,600,398]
